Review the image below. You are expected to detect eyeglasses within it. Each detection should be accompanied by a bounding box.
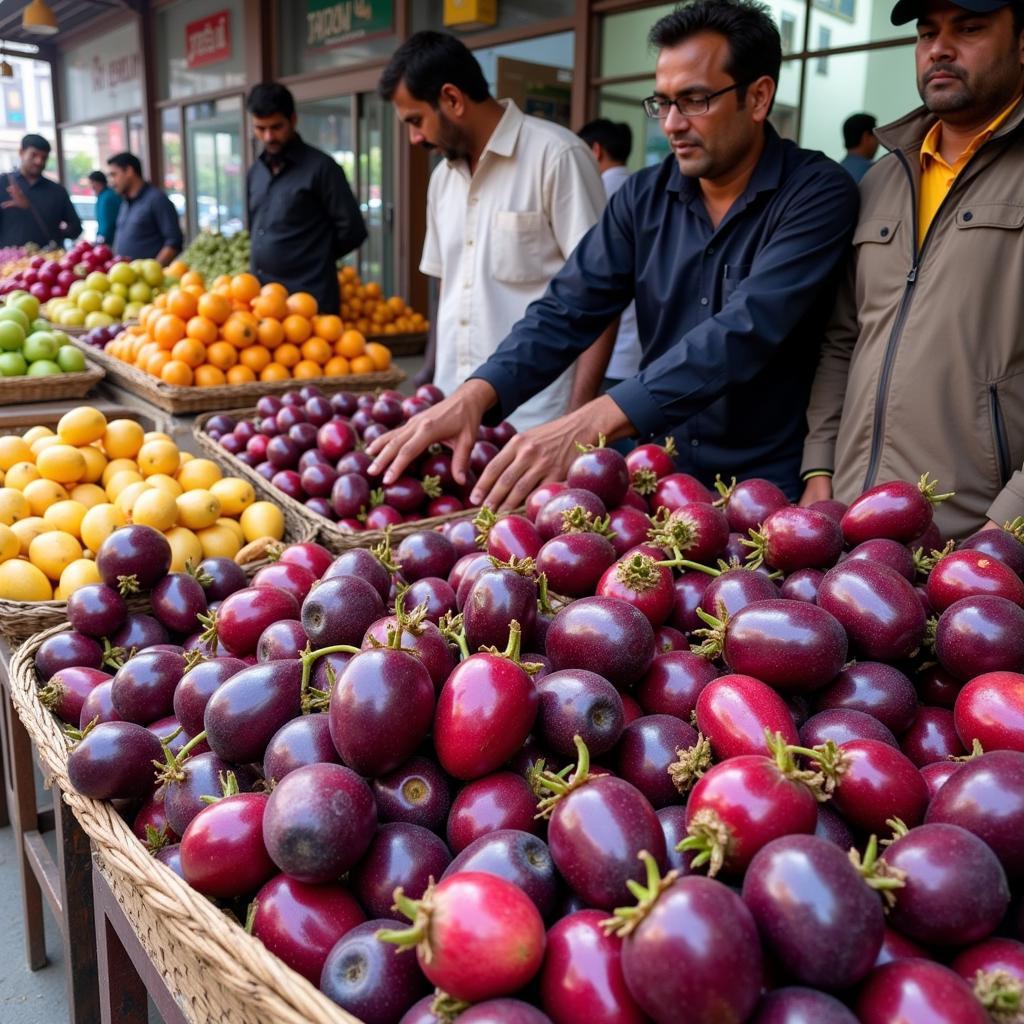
[642,83,743,119]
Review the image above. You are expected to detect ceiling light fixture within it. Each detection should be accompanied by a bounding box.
[22,0,58,36]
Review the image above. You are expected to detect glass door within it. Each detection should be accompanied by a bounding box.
[185,96,244,238]
[356,90,393,295]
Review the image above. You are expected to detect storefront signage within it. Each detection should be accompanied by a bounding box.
[63,23,143,123]
[186,11,232,69]
[306,0,392,49]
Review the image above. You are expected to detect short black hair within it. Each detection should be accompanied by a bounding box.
[20,133,50,153]
[578,119,633,163]
[648,0,782,111]
[247,82,296,120]
[379,31,489,105]
[1013,1,1024,35]
[843,112,877,150]
[88,171,108,187]
[107,152,142,177]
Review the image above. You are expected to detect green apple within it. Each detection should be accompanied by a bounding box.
[109,282,129,298]
[31,318,49,333]
[0,320,25,352]
[59,307,86,327]
[124,302,143,320]
[11,294,40,321]
[141,260,164,287]
[26,359,61,377]
[101,294,126,318]
[68,280,88,301]
[76,289,103,314]
[23,331,59,363]
[128,282,152,303]
[0,306,30,333]
[56,345,86,372]
[84,311,115,329]
[0,351,27,376]
[109,263,136,287]
[85,271,110,293]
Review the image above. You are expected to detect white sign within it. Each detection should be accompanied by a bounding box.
[62,23,142,123]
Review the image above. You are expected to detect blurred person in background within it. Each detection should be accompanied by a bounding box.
[90,170,121,246]
[107,152,182,265]
[839,112,879,182]
[0,134,81,247]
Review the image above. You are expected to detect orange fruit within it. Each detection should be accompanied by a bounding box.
[365,341,392,371]
[293,360,322,379]
[171,338,206,369]
[364,281,381,299]
[223,313,258,348]
[161,360,194,386]
[226,365,256,384]
[154,314,186,349]
[206,341,239,370]
[350,354,375,375]
[197,291,231,325]
[324,355,351,376]
[153,293,168,309]
[166,288,199,320]
[251,292,288,320]
[259,363,290,382]
[300,337,332,365]
[282,314,312,344]
[145,350,171,377]
[194,364,227,387]
[186,315,218,345]
[286,292,318,318]
[261,281,288,298]
[257,318,284,349]
[180,269,204,288]
[312,315,344,342]
[239,345,271,372]
[230,273,261,304]
[336,329,366,358]
[274,343,301,368]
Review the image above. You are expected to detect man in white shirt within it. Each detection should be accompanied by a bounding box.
[577,118,643,392]
[379,32,609,431]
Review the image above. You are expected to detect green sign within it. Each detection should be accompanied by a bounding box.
[306,0,392,48]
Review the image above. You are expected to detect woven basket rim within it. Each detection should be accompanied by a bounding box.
[8,624,362,1024]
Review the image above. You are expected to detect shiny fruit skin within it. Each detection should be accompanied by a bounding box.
[695,674,799,760]
[856,959,987,1024]
[954,670,1024,752]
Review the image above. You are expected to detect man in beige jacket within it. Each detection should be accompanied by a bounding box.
[801,0,1024,539]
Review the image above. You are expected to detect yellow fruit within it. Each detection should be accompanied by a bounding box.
[0,523,18,562]
[5,461,40,491]
[30,434,62,457]
[0,435,32,470]
[210,477,255,517]
[144,431,173,445]
[176,489,221,530]
[137,439,180,478]
[116,481,153,518]
[132,488,179,532]
[105,469,144,501]
[0,559,52,601]
[197,523,242,559]
[146,473,184,498]
[69,483,108,509]
[240,501,285,542]
[36,444,87,485]
[57,406,107,447]
[178,451,194,466]
[21,425,54,445]
[11,517,47,556]
[102,419,145,460]
[215,516,245,545]
[43,499,88,539]
[177,458,222,491]
[80,504,127,553]
[23,478,69,517]
[102,458,139,486]
[164,526,203,573]
[0,487,31,525]
[29,531,83,581]
[59,558,102,595]
[78,445,108,484]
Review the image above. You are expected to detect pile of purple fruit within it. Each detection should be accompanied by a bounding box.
[203,384,515,530]
[41,437,1024,1024]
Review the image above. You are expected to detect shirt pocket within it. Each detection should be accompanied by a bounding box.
[721,263,752,303]
[491,210,559,285]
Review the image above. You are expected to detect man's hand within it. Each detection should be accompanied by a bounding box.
[366,379,496,485]
[799,475,833,507]
[1,179,28,210]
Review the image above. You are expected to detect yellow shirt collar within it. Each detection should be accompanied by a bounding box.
[920,93,1022,170]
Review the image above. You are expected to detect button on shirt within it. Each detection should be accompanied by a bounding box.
[114,183,183,261]
[248,135,367,316]
[421,99,606,431]
[0,172,81,247]
[471,126,860,496]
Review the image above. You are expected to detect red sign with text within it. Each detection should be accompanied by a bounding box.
[186,11,231,69]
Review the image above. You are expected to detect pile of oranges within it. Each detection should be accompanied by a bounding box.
[0,405,285,601]
[338,266,429,338]
[106,271,393,388]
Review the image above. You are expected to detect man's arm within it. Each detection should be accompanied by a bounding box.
[60,188,82,242]
[568,319,618,410]
[322,161,367,259]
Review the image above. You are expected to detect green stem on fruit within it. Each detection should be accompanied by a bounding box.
[299,642,361,711]
[575,433,608,453]
[377,882,437,960]
[489,554,538,579]
[739,527,770,570]
[144,824,171,854]
[667,733,713,794]
[185,561,214,588]
[678,808,732,878]
[848,834,907,909]
[614,553,663,593]
[369,487,385,509]
[973,969,1024,1023]
[370,528,400,575]
[478,619,541,674]
[765,729,831,802]
[199,769,240,805]
[712,474,736,509]
[243,900,258,935]
[182,648,206,671]
[662,436,678,459]
[535,734,594,818]
[196,609,219,650]
[600,850,680,938]
[429,991,470,1024]
[115,573,141,597]
[152,728,209,784]
[101,638,130,670]
[561,508,616,539]
[1004,517,1024,545]
[952,738,985,761]
[913,539,955,578]
[781,739,847,797]
[438,611,470,660]
[473,506,498,547]
[63,716,98,744]
[918,472,955,505]
[689,607,728,662]
[883,817,909,844]
[421,474,442,500]
[631,467,658,496]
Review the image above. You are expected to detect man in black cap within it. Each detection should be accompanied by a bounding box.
[801,0,1024,538]
[0,134,81,248]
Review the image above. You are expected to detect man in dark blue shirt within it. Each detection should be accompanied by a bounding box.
[108,152,183,265]
[0,134,81,248]
[368,0,859,509]
[246,83,367,315]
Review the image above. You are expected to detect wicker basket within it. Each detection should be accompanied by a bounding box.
[9,625,361,1024]
[0,364,104,405]
[365,331,427,357]
[73,341,406,415]
[193,408,478,554]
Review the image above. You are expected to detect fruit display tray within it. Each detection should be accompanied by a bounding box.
[366,330,427,357]
[0,363,105,406]
[8,624,360,1024]
[72,340,406,415]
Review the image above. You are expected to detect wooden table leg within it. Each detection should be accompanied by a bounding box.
[0,682,14,828]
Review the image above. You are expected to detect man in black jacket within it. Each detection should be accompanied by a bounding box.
[0,134,81,248]
[246,83,367,315]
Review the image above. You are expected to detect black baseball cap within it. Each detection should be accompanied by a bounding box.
[892,0,1012,25]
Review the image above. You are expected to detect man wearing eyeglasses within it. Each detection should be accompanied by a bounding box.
[368,0,859,510]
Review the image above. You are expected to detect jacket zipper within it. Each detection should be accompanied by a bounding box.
[989,384,1012,485]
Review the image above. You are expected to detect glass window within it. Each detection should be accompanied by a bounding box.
[476,32,574,127]
[774,60,802,141]
[162,108,186,237]
[277,1,398,77]
[597,79,662,171]
[156,0,246,101]
[129,113,146,172]
[62,23,142,122]
[816,26,832,73]
[600,4,675,80]
[185,96,244,237]
[295,96,356,181]
[61,119,128,242]
[808,0,911,49]
[411,0,575,35]
[356,90,394,294]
